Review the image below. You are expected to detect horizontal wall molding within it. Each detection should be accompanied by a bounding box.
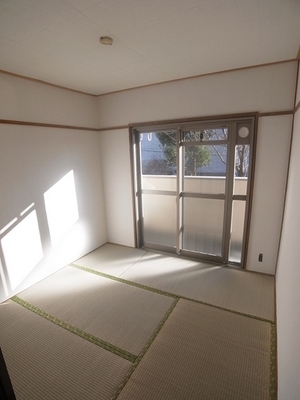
[128,111,294,131]
[0,118,127,132]
[258,110,294,117]
[0,119,99,132]
[98,125,128,132]
[0,109,295,133]
[129,112,259,130]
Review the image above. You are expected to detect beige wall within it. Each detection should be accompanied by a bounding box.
[98,62,296,129]
[99,129,135,247]
[98,61,297,274]
[0,74,107,303]
[247,115,292,273]
[276,65,300,400]
[0,73,98,128]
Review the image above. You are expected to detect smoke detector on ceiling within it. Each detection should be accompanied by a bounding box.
[100,36,113,45]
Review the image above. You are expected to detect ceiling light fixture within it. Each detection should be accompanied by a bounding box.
[100,36,113,45]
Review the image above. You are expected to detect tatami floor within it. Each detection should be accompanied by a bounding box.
[0,243,276,399]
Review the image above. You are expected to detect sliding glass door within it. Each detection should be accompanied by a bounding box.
[137,130,177,249]
[132,117,255,267]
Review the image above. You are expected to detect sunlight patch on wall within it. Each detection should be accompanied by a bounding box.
[20,202,35,216]
[0,258,9,297]
[44,170,79,247]
[50,224,87,270]
[0,218,18,235]
[1,210,43,290]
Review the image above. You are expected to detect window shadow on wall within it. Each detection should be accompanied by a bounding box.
[0,170,79,297]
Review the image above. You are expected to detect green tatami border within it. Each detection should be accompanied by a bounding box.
[70,262,274,324]
[70,262,277,399]
[10,262,276,400]
[70,263,178,300]
[110,298,179,400]
[11,295,137,363]
[270,323,277,400]
[10,294,180,399]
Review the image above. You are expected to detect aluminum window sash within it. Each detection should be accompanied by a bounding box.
[176,128,183,254]
[142,189,176,196]
[182,140,228,146]
[182,192,226,200]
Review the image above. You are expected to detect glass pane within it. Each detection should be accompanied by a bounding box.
[183,128,228,142]
[143,194,176,247]
[140,131,176,175]
[229,201,246,263]
[184,145,227,194]
[183,198,224,256]
[234,145,249,195]
[140,131,177,191]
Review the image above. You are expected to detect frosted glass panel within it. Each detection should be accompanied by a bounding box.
[234,177,248,196]
[229,201,246,263]
[183,198,224,255]
[142,175,177,191]
[184,176,226,194]
[143,194,176,247]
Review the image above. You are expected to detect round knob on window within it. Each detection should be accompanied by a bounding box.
[238,126,249,138]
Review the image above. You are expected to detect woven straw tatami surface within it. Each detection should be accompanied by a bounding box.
[0,300,132,400]
[118,299,271,400]
[17,265,174,355]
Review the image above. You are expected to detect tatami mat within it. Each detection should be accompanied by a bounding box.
[75,243,147,276]
[121,251,274,321]
[118,299,272,400]
[0,300,132,400]
[17,265,175,355]
[76,244,275,321]
[1,244,275,399]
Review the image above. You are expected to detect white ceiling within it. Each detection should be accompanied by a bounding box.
[0,0,299,95]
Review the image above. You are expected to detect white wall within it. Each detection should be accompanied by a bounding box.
[0,74,107,303]
[247,115,292,274]
[98,61,297,274]
[0,73,98,128]
[276,66,300,400]
[99,129,135,247]
[98,62,296,129]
